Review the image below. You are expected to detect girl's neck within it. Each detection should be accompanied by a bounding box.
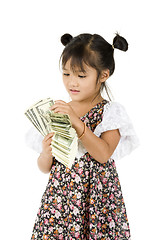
[68,95,105,112]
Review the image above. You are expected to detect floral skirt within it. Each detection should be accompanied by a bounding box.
[31,156,131,239]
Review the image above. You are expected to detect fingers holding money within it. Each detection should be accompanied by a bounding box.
[44,132,55,142]
[42,132,55,155]
[49,100,70,114]
[49,100,79,127]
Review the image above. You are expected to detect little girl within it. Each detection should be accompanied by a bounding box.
[26,33,139,239]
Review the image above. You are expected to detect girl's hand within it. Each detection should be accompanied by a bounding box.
[49,100,80,128]
[41,132,55,157]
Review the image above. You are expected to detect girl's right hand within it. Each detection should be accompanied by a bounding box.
[42,132,55,157]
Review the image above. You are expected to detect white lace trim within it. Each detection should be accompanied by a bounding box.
[25,101,140,161]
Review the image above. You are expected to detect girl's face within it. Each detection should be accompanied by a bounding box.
[62,58,103,103]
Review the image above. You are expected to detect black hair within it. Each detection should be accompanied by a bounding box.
[59,32,128,101]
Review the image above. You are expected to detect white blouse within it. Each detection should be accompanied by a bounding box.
[25,101,140,161]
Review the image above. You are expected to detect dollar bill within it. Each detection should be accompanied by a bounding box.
[24,97,78,168]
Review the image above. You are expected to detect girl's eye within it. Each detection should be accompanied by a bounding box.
[63,73,70,76]
[78,75,86,78]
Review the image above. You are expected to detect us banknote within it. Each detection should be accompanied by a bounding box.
[24,97,78,168]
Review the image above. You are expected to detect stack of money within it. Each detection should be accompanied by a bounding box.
[24,97,78,169]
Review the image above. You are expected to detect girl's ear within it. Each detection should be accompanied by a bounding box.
[99,69,110,82]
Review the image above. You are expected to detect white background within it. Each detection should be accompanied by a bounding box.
[0,0,159,239]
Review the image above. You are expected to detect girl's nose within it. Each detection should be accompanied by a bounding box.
[70,75,79,86]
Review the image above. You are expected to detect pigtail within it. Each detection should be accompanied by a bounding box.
[112,33,128,52]
[61,33,73,46]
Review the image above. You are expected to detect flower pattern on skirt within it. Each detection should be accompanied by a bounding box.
[31,99,131,240]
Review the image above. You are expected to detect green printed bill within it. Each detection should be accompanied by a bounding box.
[24,97,78,168]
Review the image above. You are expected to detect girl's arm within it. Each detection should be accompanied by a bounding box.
[37,152,53,174]
[73,120,120,164]
[37,132,55,173]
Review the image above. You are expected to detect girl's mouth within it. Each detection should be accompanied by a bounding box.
[70,89,80,94]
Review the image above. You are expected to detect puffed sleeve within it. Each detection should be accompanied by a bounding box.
[94,101,140,161]
[25,126,44,153]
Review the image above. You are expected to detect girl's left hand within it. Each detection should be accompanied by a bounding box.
[49,100,80,128]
